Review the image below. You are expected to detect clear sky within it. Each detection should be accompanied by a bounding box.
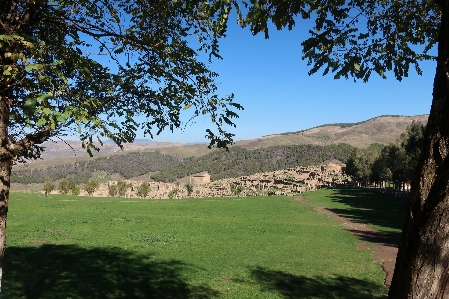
[139,20,436,144]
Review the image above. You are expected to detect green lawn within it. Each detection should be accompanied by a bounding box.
[4,190,391,298]
[303,187,407,243]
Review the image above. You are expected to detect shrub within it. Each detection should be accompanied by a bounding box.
[230,183,244,196]
[59,178,80,195]
[43,177,55,196]
[72,184,81,196]
[185,183,194,196]
[117,180,131,197]
[84,180,100,196]
[168,189,178,199]
[136,182,151,198]
[108,184,118,197]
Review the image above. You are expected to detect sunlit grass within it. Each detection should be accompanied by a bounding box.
[5,191,388,298]
[303,187,407,242]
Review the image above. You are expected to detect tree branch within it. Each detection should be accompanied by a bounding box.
[6,125,52,158]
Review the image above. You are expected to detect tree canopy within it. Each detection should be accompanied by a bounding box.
[1,0,243,162]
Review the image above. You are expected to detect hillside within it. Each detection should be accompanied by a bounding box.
[12,152,182,184]
[35,139,183,161]
[12,114,428,177]
[12,143,354,185]
[235,115,429,149]
[26,115,427,164]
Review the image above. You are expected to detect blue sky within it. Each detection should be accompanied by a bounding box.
[140,21,436,144]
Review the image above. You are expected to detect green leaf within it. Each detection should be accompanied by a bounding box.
[25,64,44,71]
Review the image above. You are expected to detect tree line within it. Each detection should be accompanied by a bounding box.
[344,122,425,190]
[12,143,355,184]
[12,151,181,184]
[151,143,355,182]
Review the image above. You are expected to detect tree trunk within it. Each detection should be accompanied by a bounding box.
[0,88,12,297]
[388,2,449,298]
[0,157,11,296]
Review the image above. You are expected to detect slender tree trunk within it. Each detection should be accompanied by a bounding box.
[0,90,11,297]
[0,157,11,297]
[388,2,449,298]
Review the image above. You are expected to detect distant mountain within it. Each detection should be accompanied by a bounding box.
[21,114,428,165]
[37,139,182,161]
[12,114,429,185]
[236,115,429,149]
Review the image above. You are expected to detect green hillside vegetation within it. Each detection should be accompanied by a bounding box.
[11,144,354,185]
[11,152,181,184]
[151,144,354,182]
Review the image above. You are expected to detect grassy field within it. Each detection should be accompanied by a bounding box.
[303,187,407,243]
[3,188,397,298]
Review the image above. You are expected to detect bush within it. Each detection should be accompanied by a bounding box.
[84,180,100,196]
[108,184,118,197]
[185,183,194,196]
[43,177,55,196]
[59,178,80,195]
[230,183,244,196]
[72,184,81,196]
[136,182,151,198]
[117,180,131,197]
[168,189,178,199]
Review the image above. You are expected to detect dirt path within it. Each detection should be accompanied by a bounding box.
[295,196,398,287]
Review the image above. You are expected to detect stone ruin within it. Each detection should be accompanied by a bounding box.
[72,162,348,199]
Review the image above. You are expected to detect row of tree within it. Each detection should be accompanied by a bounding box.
[43,178,153,198]
[345,122,425,190]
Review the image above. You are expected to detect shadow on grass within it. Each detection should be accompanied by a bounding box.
[4,244,220,299]
[249,266,387,299]
[325,186,407,242]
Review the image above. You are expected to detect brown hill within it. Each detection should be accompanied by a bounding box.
[235,115,429,149]
[19,114,428,169]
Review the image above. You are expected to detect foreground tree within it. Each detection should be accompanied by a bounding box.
[0,0,242,291]
[212,0,445,297]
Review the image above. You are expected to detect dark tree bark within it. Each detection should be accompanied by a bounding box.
[388,1,449,298]
[0,90,12,295]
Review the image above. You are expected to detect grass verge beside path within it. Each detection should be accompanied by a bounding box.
[5,191,388,298]
[303,186,408,243]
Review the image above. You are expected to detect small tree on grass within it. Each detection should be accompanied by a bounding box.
[43,177,55,196]
[136,182,151,198]
[185,183,194,197]
[59,179,80,195]
[84,180,99,196]
[117,180,131,198]
[230,183,244,196]
[108,184,118,197]
[168,189,178,199]
[58,179,70,195]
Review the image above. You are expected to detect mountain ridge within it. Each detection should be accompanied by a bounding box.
[25,114,428,165]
